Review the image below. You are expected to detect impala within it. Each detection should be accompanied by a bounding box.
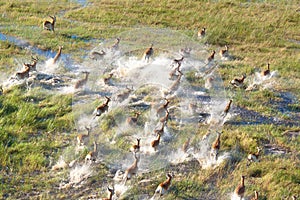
[53,46,63,64]
[96,96,111,117]
[219,45,229,59]
[198,27,206,39]
[156,98,170,117]
[247,147,262,166]
[111,38,120,50]
[74,71,90,89]
[207,50,216,63]
[123,153,139,184]
[130,138,141,153]
[221,99,232,117]
[85,141,98,164]
[261,63,270,76]
[90,50,106,60]
[15,66,30,80]
[211,131,221,161]
[43,15,56,32]
[143,43,153,62]
[103,72,114,85]
[155,173,173,196]
[230,74,246,88]
[126,111,141,126]
[102,186,114,200]
[234,175,246,200]
[169,70,183,92]
[151,132,161,151]
[77,126,91,146]
[250,191,259,200]
[23,56,38,72]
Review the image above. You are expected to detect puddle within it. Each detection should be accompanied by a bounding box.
[229,105,300,126]
[61,33,97,43]
[271,92,299,113]
[72,0,88,7]
[264,144,291,156]
[0,32,73,67]
[288,39,300,45]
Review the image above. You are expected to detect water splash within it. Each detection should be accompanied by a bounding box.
[113,183,130,199]
[231,193,246,200]
[246,71,278,91]
[43,58,61,74]
[69,164,92,186]
[0,32,74,67]
[60,28,230,195]
[51,156,68,171]
[168,148,192,164]
[198,152,231,169]
[57,85,75,94]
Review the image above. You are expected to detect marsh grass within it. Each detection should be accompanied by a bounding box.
[0,0,299,199]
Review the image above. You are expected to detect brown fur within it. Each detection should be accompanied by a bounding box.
[234,176,245,200]
[111,38,120,50]
[43,15,56,32]
[198,27,206,38]
[261,63,270,76]
[219,45,229,58]
[155,174,173,196]
[77,126,90,146]
[230,74,246,87]
[102,187,114,200]
[130,138,141,153]
[53,46,63,64]
[159,109,169,124]
[156,98,170,117]
[169,70,183,92]
[127,112,141,125]
[247,147,262,166]
[123,153,139,183]
[143,44,153,62]
[90,50,106,60]
[15,66,30,80]
[151,133,161,150]
[222,99,232,117]
[211,131,221,160]
[23,56,38,72]
[250,191,259,200]
[85,141,98,163]
[207,50,216,62]
[74,71,90,89]
[96,96,111,117]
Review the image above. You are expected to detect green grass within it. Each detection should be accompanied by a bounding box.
[0,0,299,199]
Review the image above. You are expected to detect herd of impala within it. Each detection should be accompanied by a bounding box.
[5,16,282,200]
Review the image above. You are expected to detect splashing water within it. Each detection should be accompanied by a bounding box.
[0,28,235,198]
[43,58,60,73]
[58,27,231,195]
[231,193,246,200]
[246,71,278,91]
[51,156,68,171]
[113,183,130,199]
[199,152,231,169]
[69,164,92,185]
[57,85,76,94]
[168,148,192,164]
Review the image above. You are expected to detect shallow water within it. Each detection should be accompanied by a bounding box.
[1,28,248,199]
[0,32,74,67]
